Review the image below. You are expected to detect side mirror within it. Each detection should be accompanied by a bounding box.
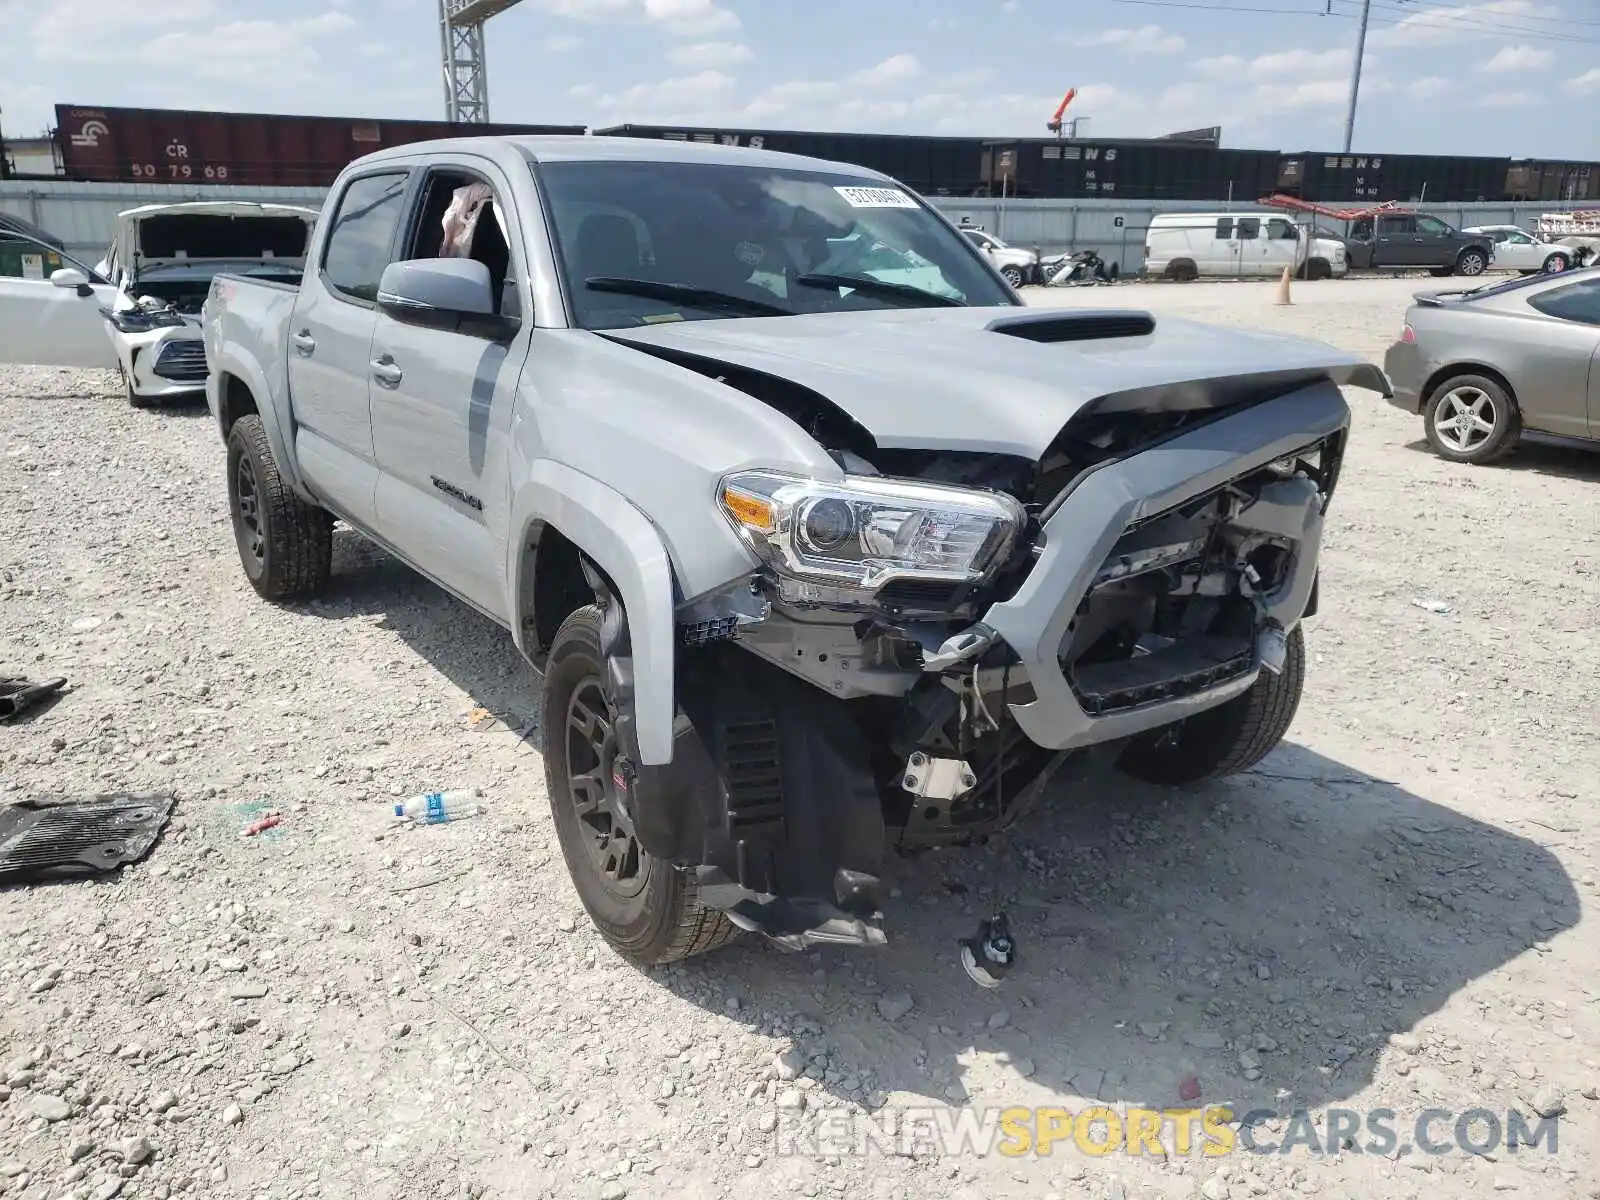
[376,258,520,339]
[51,267,94,297]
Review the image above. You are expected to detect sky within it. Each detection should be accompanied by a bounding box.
[2,0,1596,160]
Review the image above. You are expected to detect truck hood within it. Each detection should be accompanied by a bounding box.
[114,202,318,282]
[602,306,1390,459]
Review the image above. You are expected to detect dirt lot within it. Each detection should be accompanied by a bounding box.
[2,275,1597,1200]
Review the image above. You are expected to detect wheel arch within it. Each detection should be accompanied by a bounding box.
[508,460,681,766]
[1421,362,1518,412]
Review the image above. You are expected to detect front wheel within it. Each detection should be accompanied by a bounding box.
[225,414,332,600]
[1543,253,1570,274]
[542,605,738,967]
[1454,248,1488,277]
[1115,624,1305,786]
[1000,265,1026,288]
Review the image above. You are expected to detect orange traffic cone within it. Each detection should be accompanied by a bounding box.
[1276,265,1293,305]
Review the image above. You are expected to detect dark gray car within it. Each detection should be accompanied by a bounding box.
[1384,268,1600,463]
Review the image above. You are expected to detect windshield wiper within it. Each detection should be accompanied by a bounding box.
[793,273,964,307]
[584,276,794,317]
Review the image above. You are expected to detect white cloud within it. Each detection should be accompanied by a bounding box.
[536,0,738,34]
[665,40,752,69]
[1565,67,1600,95]
[1480,44,1552,72]
[1404,76,1453,99]
[641,0,740,35]
[1369,0,1556,47]
[1079,25,1186,55]
[1195,47,1352,80]
[1476,89,1539,107]
[137,14,357,84]
[541,34,584,51]
[593,69,738,118]
[848,54,922,89]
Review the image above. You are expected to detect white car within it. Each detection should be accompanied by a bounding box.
[1463,225,1576,275]
[957,226,1039,287]
[0,201,318,405]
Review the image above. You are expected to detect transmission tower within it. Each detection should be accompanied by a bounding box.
[438,0,525,123]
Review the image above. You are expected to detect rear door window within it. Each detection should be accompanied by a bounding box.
[1236,218,1261,240]
[321,171,410,303]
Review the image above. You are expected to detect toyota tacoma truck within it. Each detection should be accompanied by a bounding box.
[201,135,1390,967]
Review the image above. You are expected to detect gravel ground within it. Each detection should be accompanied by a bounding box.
[2,275,1597,1200]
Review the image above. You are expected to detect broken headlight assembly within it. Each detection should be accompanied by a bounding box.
[717,469,1025,603]
[105,306,187,334]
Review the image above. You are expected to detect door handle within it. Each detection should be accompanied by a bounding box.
[371,356,403,387]
[291,330,316,354]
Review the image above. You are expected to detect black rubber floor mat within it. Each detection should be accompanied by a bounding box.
[0,676,68,722]
[0,792,175,884]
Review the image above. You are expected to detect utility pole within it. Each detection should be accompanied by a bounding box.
[1341,0,1373,153]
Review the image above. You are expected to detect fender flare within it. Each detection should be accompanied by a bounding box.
[507,459,679,766]
[210,345,311,500]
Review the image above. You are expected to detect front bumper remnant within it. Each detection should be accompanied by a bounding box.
[981,380,1349,752]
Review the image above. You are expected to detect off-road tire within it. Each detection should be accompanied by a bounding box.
[225,414,332,601]
[1115,624,1306,786]
[1422,372,1520,465]
[542,605,739,967]
[1454,248,1488,277]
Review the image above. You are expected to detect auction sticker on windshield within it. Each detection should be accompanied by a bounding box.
[835,186,919,209]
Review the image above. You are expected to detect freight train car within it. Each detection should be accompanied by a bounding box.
[1505,159,1600,203]
[982,139,1278,201]
[592,123,988,195]
[1274,151,1511,203]
[53,104,586,187]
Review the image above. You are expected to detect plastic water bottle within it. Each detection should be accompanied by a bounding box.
[394,789,484,825]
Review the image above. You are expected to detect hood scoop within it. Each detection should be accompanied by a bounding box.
[986,309,1156,343]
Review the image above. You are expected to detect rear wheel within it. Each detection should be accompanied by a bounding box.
[1165,259,1198,282]
[542,605,738,967]
[1423,373,1519,464]
[1115,625,1305,786]
[225,415,332,600]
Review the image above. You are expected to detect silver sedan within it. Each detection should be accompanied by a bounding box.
[1383,267,1600,464]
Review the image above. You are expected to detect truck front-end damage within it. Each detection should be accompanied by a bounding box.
[593,312,1387,955]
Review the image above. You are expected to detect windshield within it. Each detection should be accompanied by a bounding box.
[536,159,1015,329]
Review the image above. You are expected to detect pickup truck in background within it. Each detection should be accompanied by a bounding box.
[201,134,1388,970]
[1344,212,1493,277]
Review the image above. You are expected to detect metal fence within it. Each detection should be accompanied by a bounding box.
[2,178,1586,274]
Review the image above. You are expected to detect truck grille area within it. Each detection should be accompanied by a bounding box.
[1056,446,1328,718]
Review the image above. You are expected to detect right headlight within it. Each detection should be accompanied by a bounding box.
[717,469,1025,596]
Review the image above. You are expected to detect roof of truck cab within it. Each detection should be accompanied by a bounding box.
[350,134,896,179]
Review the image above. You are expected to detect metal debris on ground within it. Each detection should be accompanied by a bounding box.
[0,792,175,884]
[0,674,68,722]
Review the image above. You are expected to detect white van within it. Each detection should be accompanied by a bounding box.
[1144,211,1347,282]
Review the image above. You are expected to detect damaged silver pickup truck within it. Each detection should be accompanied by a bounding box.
[202,135,1390,970]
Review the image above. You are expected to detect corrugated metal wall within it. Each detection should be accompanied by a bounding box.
[2,179,1584,271]
[0,180,326,259]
